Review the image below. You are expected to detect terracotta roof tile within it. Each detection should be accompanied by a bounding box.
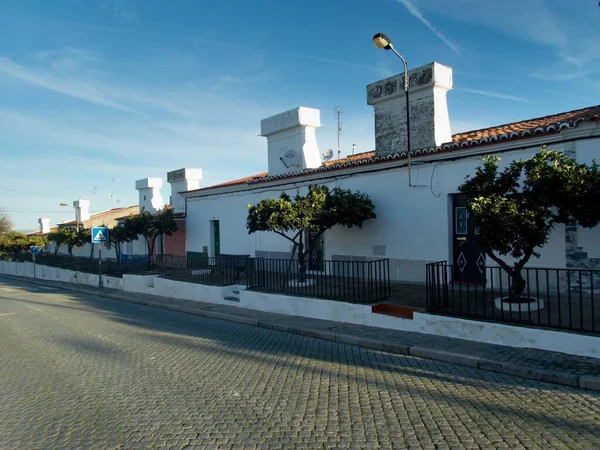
[452,105,600,143]
[191,104,600,192]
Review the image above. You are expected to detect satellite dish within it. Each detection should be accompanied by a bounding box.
[322,148,334,161]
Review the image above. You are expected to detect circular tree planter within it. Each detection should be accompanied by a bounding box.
[288,279,316,287]
[494,297,544,312]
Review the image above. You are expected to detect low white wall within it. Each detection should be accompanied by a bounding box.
[0,261,123,290]
[240,290,600,359]
[122,275,234,304]
[3,260,598,359]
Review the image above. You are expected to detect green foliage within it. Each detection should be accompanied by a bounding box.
[47,227,89,255]
[125,208,178,259]
[0,232,46,256]
[459,147,600,300]
[247,185,376,280]
[104,222,139,261]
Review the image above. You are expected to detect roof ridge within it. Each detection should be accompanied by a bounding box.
[452,104,600,138]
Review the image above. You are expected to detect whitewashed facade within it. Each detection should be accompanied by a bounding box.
[176,61,599,284]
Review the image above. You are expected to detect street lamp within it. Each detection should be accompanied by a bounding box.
[373,32,412,187]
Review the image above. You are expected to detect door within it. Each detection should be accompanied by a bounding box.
[307,231,325,271]
[452,195,486,284]
[210,220,220,257]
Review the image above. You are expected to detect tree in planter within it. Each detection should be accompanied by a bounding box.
[125,208,178,263]
[458,147,600,302]
[246,185,376,282]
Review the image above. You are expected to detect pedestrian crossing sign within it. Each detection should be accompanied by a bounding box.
[92,226,109,243]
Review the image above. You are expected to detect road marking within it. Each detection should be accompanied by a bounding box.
[0,313,17,317]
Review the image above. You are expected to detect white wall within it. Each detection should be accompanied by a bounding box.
[2,260,597,358]
[184,142,583,282]
[0,261,123,290]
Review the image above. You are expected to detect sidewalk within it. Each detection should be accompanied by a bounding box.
[4,274,600,392]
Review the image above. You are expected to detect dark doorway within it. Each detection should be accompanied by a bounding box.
[452,194,486,284]
[307,231,325,271]
[210,220,220,257]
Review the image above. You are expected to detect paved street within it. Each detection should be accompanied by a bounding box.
[0,277,599,449]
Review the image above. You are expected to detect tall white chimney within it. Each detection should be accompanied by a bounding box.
[261,107,321,177]
[38,218,50,234]
[73,199,90,224]
[135,178,164,214]
[367,62,453,157]
[167,168,202,214]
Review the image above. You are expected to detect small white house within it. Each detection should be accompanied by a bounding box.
[177,61,599,284]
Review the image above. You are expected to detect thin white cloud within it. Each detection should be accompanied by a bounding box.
[0,57,141,114]
[396,0,461,55]
[457,88,529,103]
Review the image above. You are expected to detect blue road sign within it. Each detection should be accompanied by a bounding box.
[92,227,109,244]
[30,245,41,255]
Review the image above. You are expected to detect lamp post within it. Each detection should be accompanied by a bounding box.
[373,32,412,187]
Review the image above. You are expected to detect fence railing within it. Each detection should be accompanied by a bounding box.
[31,253,151,278]
[426,261,599,334]
[151,254,243,286]
[246,258,391,304]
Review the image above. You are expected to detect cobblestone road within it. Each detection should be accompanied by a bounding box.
[1,278,599,449]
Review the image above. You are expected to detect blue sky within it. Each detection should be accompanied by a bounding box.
[1,0,599,231]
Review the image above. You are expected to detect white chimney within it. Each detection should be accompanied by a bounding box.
[38,218,50,234]
[261,107,321,177]
[135,178,164,214]
[73,199,90,224]
[367,62,453,157]
[167,168,202,214]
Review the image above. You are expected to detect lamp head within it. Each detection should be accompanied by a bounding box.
[373,33,393,50]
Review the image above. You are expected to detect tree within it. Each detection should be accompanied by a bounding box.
[47,229,67,254]
[47,227,89,256]
[247,185,376,281]
[458,147,600,301]
[0,209,12,235]
[105,222,138,261]
[0,232,46,257]
[125,208,178,262]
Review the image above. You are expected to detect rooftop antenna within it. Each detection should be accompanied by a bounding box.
[335,106,342,159]
[110,178,119,210]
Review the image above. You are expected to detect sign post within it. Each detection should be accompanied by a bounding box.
[91,227,109,288]
[30,245,40,279]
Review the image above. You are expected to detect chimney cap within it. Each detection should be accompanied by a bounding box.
[260,107,321,137]
[135,178,163,190]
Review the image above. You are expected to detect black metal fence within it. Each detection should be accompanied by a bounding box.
[32,253,151,278]
[246,258,391,304]
[426,261,599,334]
[151,254,244,286]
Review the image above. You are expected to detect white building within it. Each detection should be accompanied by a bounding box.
[175,61,599,284]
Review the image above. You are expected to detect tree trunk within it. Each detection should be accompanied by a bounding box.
[90,243,94,258]
[297,233,306,283]
[509,267,526,301]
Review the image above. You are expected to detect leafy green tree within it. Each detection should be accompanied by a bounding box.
[47,229,67,254]
[459,147,600,301]
[125,208,178,261]
[104,222,138,261]
[247,185,376,281]
[48,227,89,256]
[0,232,46,256]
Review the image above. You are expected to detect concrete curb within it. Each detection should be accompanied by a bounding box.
[3,275,600,393]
